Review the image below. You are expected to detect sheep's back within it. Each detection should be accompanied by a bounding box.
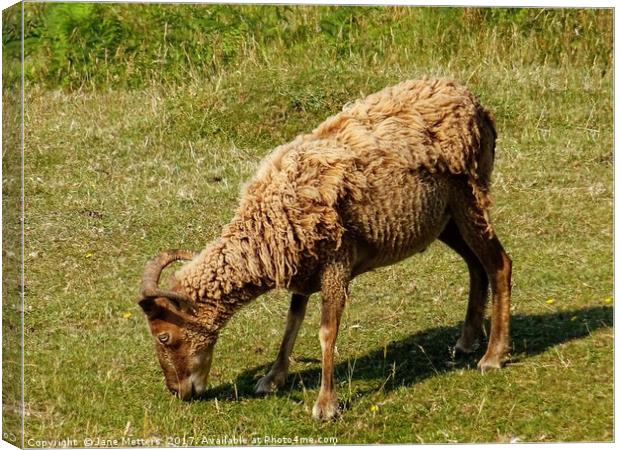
[312,78,493,185]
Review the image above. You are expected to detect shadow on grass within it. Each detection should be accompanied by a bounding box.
[201,306,612,401]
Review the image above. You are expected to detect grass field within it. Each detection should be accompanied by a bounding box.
[3,4,614,445]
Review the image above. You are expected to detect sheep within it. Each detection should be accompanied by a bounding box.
[138,78,512,421]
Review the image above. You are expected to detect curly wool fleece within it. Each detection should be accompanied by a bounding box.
[178,78,496,314]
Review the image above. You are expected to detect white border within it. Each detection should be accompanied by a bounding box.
[0,2,615,450]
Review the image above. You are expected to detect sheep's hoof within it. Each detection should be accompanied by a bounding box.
[477,355,502,373]
[455,337,477,355]
[255,372,285,395]
[312,394,339,421]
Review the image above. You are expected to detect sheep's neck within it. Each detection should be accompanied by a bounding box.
[196,282,269,331]
[188,237,272,331]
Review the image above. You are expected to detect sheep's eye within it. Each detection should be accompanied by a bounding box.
[158,333,170,344]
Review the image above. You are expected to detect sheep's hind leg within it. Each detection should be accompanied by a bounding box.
[438,219,489,354]
[255,293,309,394]
[450,193,512,372]
[312,257,350,421]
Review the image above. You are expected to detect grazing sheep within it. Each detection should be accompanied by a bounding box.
[138,78,512,421]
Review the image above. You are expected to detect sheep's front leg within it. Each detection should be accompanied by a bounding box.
[312,260,350,421]
[255,293,309,394]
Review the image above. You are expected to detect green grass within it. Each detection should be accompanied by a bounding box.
[4,4,613,445]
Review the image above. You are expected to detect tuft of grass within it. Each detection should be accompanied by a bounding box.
[3,3,613,445]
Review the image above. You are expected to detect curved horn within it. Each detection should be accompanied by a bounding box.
[139,249,198,308]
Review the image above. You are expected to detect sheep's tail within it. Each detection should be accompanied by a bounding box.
[468,105,497,237]
[476,105,497,189]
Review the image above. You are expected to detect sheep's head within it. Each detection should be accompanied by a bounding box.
[138,250,216,400]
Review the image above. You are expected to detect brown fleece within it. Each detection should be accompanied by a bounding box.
[177,78,497,314]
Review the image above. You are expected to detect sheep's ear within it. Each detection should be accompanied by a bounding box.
[139,296,195,319]
[139,297,160,319]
